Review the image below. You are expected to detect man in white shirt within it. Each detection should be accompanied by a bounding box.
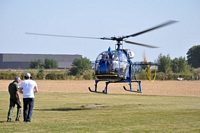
[19,73,38,123]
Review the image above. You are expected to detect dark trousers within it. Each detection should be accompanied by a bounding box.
[23,98,34,122]
[7,100,21,119]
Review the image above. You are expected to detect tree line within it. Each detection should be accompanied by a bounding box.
[22,45,200,80]
[1,45,199,80]
[157,45,200,73]
[157,54,193,73]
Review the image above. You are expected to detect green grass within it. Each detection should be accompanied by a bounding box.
[0,92,200,133]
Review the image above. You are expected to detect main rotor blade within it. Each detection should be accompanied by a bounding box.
[25,32,101,40]
[124,40,159,48]
[126,20,177,38]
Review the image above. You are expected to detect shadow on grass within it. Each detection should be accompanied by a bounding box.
[35,107,91,112]
[35,104,105,112]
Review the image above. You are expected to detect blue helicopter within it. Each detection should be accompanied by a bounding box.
[26,20,177,94]
[88,39,157,94]
[88,20,177,94]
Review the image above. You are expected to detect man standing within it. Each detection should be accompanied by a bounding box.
[19,73,38,123]
[7,77,21,122]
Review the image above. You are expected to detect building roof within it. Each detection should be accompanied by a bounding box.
[0,53,82,69]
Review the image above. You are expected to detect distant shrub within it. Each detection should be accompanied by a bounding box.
[46,73,57,80]
[68,75,75,80]
[0,71,18,80]
[75,74,82,80]
[83,73,92,80]
[0,69,194,81]
[57,73,66,80]
[37,69,45,80]
[136,71,147,80]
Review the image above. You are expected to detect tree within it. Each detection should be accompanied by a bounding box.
[68,66,79,76]
[177,56,187,72]
[44,58,58,69]
[187,45,200,68]
[171,56,189,73]
[69,57,91,76]
[29,58,58,69]
[171,58,179,73]
[29,59,43,69]
[156,54,171,73]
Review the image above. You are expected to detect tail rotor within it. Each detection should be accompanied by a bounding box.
[143,52,156,82]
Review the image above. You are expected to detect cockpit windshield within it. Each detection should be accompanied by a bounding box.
[96,50,127,62]
[95,50,129,76]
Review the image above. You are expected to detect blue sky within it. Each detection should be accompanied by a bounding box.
[0,0,200,62]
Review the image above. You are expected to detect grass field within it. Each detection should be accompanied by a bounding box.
[0,80,200,132]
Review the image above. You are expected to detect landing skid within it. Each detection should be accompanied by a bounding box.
[88,80,142,94]
[123,86,141,93]
[88,87,107,94]
[88,80,108,94]
[123,80,142,93]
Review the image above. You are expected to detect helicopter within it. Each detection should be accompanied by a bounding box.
[26,20,177,94]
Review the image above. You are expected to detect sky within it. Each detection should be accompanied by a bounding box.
[0,0,200,62]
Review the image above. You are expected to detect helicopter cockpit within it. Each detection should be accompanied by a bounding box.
[94,49,131,80]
